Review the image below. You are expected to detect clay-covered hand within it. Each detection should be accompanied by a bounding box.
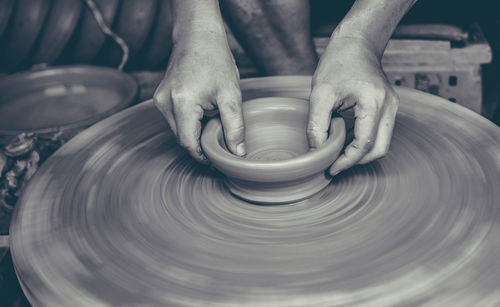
[154,32,245,162]
[308,36,399,176]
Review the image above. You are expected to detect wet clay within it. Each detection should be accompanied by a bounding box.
[201,97,346,204]
[10,77,500,306]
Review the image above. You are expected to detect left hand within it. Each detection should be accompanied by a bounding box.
[153,30,245,162]
[308,36,399,176]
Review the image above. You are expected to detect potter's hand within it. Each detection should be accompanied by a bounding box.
[154,32,245,162]
[307,36,399,176]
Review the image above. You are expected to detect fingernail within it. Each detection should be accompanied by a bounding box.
[329,167,341,177]
[236,143,246,156]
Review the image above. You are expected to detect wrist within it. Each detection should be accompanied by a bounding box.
[325,34,381,64]
[173,28,228,51]
[172,0,226,44]
[330,26,383,60]
[330,0,418,59]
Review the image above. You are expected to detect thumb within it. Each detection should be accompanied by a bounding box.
[217,89,246,156]
[307,84,339,149]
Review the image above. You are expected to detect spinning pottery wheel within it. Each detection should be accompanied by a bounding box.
[10,76,500,306]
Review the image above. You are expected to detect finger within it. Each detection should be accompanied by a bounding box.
[217,89,245,156]
[329,96,381,176]
[173,102,206,162]
[160,104,178,138]
[307,84,339,149]
[153,89,178,137]
[358,95,398,164]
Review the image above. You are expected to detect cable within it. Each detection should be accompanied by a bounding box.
[82,0,129,70]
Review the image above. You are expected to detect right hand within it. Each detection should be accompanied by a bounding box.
[153,31,245,162]
[308,36,399,176]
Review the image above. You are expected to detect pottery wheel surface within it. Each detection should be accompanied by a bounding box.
[10,77,500,306]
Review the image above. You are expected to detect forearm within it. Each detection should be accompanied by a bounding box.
[220,0,317,75]
[333,0,417,59]
[172,0,227,46]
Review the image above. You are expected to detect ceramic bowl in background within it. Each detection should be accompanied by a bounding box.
[0,65,138,231]
[201,97,346,204]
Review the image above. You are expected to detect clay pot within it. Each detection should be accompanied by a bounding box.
[0,65,137,223]
[201,97,346,204]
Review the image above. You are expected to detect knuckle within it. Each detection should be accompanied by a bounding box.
[360,81,378,93]
[153,91,170,109]
[371,88,387,106]
[231,89,243,102]
[226,83,242,97]
[361,83,386,103]
[172,99,196,119]
[218,86,242,106]
[377,92,388,105]
[353,139,375,152]
[170,87,196,105]
[373,100,384,113]
[173,104,188,118]
[153,96,161,108]
[371,98,386,113]
[310,83,336,103]
[219,79,240,94]
[219,99,241,116]
[360,100,381,115]
[221,115,244,135]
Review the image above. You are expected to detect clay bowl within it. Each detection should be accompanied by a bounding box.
[201,97,346,204]
[0,65,137,216]
[0,65,137,137]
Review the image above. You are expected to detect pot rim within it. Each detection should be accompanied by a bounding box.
[201,97,346,182]
[0,65,138,135]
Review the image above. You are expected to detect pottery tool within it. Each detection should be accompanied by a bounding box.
[10,76,500,306]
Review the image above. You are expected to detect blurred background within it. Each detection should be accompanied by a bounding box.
[1,0,499,115]
[0,0,499,305]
